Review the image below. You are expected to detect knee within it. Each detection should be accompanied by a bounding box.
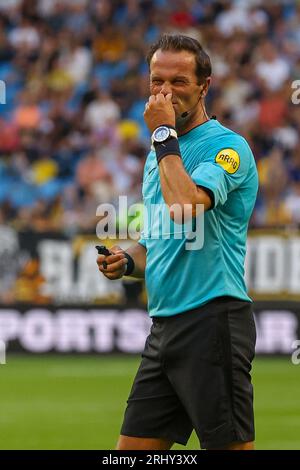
[116,435,173,450]
[207,441,254,450]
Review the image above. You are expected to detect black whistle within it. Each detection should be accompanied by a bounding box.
[95,245,111,256]
[95,245,111,269]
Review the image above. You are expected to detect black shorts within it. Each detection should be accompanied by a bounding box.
[120,297,256,449]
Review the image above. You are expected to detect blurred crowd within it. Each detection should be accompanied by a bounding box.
[0,0,300,234]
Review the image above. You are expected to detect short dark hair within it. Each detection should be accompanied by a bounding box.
[146,34,212,84]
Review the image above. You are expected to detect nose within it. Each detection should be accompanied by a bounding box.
[159,82,172,96]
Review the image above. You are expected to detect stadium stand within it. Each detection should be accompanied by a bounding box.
[0,0,299,233]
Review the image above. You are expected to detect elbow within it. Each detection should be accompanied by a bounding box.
[167,188,212,223]
[168,200,200,224]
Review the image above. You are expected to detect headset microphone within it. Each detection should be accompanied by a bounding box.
[180,110,191,119]
[179,82,214,121]
[180,92,203,119]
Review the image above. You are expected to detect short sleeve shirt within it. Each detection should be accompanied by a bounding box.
[139,119,258,317]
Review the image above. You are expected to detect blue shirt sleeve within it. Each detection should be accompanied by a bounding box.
[138,237,147,249]
[190,136,252,207]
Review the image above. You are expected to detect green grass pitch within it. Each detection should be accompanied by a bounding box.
[0,355,299,450]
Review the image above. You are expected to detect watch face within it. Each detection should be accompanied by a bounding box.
[154,126,170,142]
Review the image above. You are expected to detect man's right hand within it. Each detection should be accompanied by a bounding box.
[96,245,128,280]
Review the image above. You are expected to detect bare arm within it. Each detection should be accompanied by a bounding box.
[143,93,211,220]
[158,155,212,219]
[97,241,146,280]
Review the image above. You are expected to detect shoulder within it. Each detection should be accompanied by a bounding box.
[204,122,255,172]
[181,120,253,156]
[211,122,252,153]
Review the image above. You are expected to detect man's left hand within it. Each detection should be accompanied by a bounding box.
[144,92,175,133]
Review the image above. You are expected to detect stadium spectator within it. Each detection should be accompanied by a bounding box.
[255,41,290,91]
[76,151,113,199]
[84,91,121,131]
[13,91,42,130]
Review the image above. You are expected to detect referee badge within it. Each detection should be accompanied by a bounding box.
[215,148,240,174]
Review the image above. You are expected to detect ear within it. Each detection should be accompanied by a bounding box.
[201,77,211,97]
[199,85,205,98]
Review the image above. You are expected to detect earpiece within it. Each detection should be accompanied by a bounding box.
[180,85,205,118]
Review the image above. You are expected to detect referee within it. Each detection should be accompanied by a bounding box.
[97,34,258,450]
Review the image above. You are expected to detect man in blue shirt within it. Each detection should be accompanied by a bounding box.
[97,34,258,450]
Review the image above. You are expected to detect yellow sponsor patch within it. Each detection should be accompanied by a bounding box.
[215,148,240,174]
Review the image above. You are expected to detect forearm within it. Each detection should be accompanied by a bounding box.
[125,241,147,279]
[158,155,211,216]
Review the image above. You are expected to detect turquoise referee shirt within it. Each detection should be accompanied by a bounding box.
[139,119,258,317]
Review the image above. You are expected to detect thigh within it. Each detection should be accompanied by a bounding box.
[116,436,173,450]
[120,323,193,446]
